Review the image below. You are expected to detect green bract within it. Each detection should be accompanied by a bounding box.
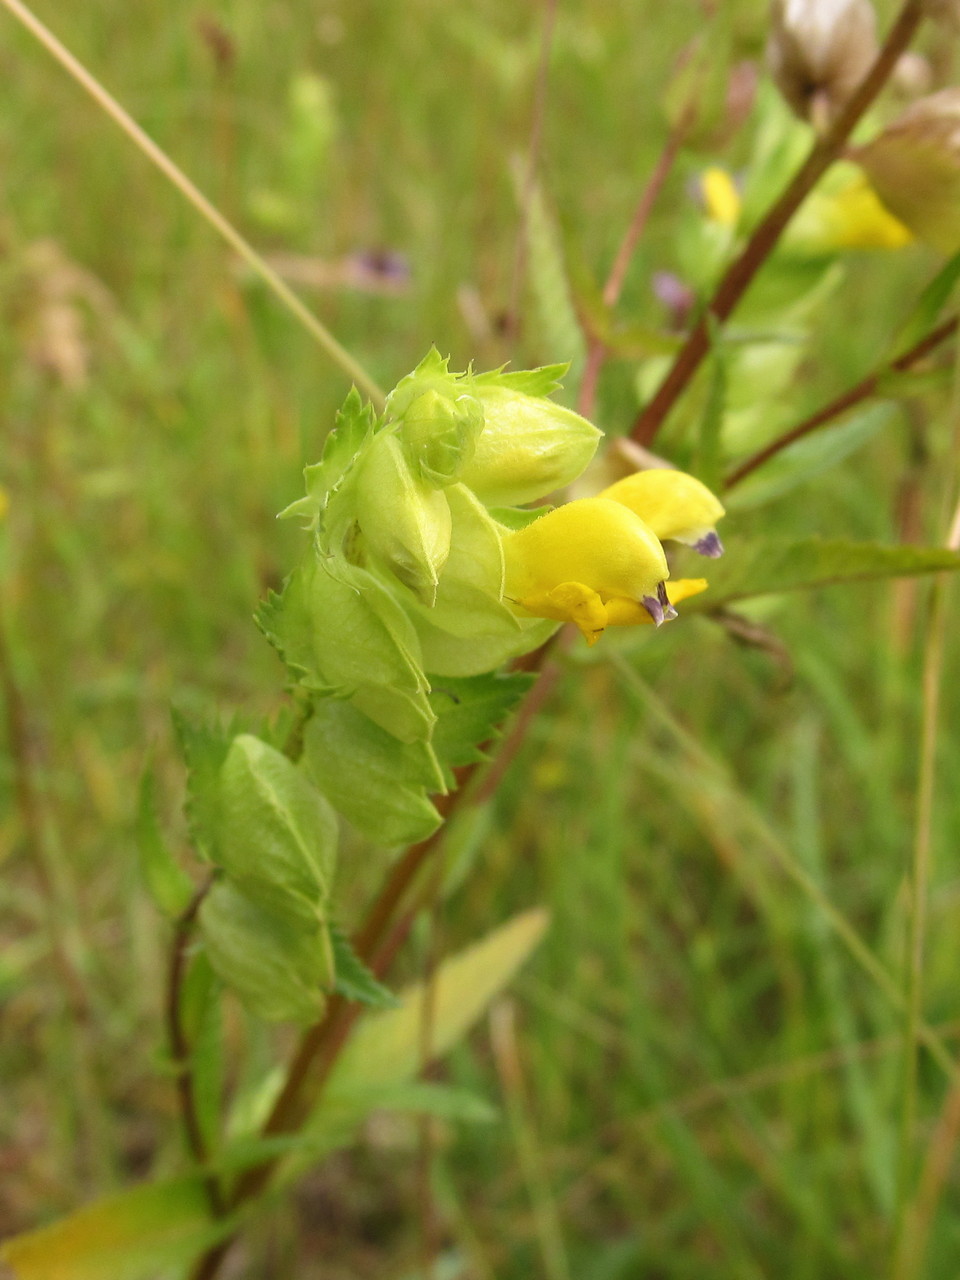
[217,735,337,919]
[353,430,453,605]
[457,384,602,506]
[398,388,484,487]
[261,350,606,846]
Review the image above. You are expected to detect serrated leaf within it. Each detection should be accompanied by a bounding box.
[383,347,454,420]
[429,671,536,785]
[300,701,442,847]
[218,734,337,918]
[279,388,376,524]
[198,881,331,1025]
[891,251,960,360]
[0,1175,227,1280]
[330,925,399,1008]
[684,537,960,612]
[172,711,232,861]
[472,363,569,398]
[136,768,194,917]
[256,555,434,744]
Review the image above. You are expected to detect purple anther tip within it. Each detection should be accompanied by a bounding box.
[694,531,724,559]
[641,595,665,627]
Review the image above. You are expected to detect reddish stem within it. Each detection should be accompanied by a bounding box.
[630,0,926,446]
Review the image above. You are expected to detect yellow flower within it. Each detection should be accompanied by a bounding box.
[502,497,675,646]
[786,169,912,252]
[702,167,741,229]
[701,162,912,254]
[599,468,726,557]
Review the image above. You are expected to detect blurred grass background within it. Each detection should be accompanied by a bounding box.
[2,0,960,1277]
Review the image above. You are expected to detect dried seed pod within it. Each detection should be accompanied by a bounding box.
[768,0,878,128]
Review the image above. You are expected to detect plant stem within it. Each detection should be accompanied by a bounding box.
[724,316,959,490]
[0,0,386,408]
[166,879,223,1215]
[192,645,563,1278]
[630,0,926,446]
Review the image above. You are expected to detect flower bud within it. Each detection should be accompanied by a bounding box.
[457,386,602,507]
[768,0,877,128]
[353,429,452,605]
[600,469,726,557]
[398,388,483,487]
[502,497,671,644]
[852,90,960,253]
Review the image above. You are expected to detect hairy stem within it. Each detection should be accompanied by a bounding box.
[0,0,385,407]
[192,644,561,1277]
[630,0,926,445]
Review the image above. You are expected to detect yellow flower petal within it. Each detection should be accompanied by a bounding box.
[702,167,741,228]
[604,578,709,628]
[503,497,668,609]
[514,581,609,645]
[599,469,725,547]
[787,171,913,252]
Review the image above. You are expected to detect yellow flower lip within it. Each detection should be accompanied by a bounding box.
[500,496,674,644]
[599,468,725,556]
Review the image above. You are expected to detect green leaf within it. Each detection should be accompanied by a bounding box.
[727,404,895,511]
[280,909,548,1174]
[325,1080,498,1125]
[0,1175,228,1280]
[891,250,960,360]
[214,1082,495,1177]
[429,671,536,786]
[198,881,331,1024]
[178,951,223,1155]
[330,925,399,1008]
[327,907,549,1093]
[256,555,434,744]
[684,537,960,612]
[172,710,232,861]
[136,768,194,918]
[300,701,443,847]
[514,171,586,383]
[218,734,337,918]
